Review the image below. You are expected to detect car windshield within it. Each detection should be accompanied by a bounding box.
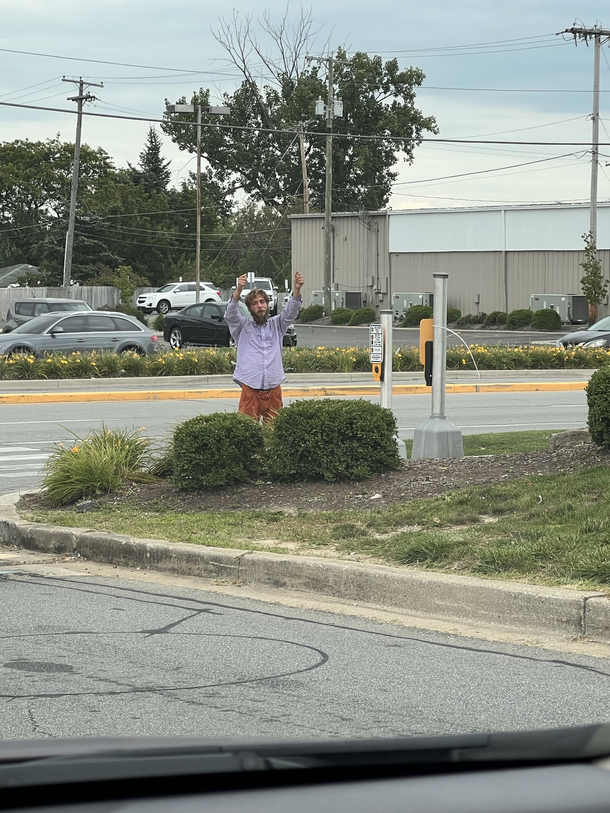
[156,284,176,293]
[589,316,610,331]
[9,313,66,334]
[255,280,272,290]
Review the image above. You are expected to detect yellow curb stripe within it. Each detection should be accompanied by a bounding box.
[0,379,588,405]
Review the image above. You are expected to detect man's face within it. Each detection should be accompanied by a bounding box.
[249,294,269,324]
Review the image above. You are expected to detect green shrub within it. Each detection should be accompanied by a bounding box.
[299,304,324,323]
[41,426,153,507]
[531,308,562,330]
[330,307,353,325]
[483,311,502,327]
[495,311,507,325]
[456,313,474,326]
[172,412,265,490]
[99,302,147,326]
[470,312,487,324]
[402,305,433,327]
[447,308,461,323]
[152,313,165,332]
[268,399,401,482]
[348,307,377,326]
[587,367,610,448]
[506,308,534,329]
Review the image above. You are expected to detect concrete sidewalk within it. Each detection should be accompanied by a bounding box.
[1,491,608,645]
[0,369,594,404]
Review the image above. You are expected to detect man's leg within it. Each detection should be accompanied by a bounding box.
[238,384,262,420]
[261,385,283,423]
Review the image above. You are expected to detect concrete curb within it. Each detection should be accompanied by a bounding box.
[1,497,609,643]
[0,380,589,405]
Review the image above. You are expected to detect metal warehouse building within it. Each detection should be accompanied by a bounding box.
[290,203,610,319]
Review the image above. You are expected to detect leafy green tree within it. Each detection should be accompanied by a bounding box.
[580,231,608,324]
[161,13,437,211]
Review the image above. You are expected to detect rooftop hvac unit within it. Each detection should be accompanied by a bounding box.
[392,292,434,320]
[529,294,588,324]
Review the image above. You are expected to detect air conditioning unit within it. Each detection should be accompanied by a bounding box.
[392,292,434,320]
[529,294,588,324]
[311,291,346,309]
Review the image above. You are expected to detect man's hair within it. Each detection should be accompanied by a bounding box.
[245,288,269,311]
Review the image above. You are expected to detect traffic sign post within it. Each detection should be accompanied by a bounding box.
[370,311,406,459]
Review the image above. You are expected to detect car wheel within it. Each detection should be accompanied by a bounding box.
[157,300,171,314]
[204,298,215,303]
[7,345,35,358]
[120,345,144,356]
[169,327,183,350]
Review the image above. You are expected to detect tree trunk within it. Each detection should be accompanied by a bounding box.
[589,303,598,326]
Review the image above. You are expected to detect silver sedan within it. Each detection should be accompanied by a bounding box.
[0,311,159,357]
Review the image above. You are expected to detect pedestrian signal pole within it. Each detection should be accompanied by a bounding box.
[411,273,464,459]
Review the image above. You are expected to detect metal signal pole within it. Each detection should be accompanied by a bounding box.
[62,77,103,287]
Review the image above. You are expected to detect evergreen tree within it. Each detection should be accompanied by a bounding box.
[136,127,171,194]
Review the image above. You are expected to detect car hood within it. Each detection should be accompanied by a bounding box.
[559,328,606,344]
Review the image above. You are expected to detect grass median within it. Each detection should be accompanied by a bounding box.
[20,429,610,593]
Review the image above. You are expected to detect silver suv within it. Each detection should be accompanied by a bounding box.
[3,298,92,333]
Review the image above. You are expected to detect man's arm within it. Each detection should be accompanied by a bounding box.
[225,274,249,338]
[277,272,304,328]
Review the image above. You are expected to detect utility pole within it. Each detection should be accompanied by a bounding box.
[308,54,343,317]
[166,103,230,302]
[561,24,610,246]
[298,123,310,214]
[62,77,103,288]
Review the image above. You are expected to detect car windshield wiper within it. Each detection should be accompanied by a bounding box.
[2,724,610,793]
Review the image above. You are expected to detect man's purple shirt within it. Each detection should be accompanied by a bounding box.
[224,295,302,390]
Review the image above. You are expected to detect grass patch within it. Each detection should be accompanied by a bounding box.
[404,430,559,458]
[22,464,610,592]
[21,429,610,592]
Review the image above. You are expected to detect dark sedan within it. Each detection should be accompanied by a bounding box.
[163,301,298,349]
[557,315,610,348]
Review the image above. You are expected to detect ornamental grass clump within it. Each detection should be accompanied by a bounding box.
[172,412,265,490]
[41,425,154,507]
[268,399,401,482]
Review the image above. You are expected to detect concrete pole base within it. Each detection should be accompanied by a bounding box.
[411,416,464,460]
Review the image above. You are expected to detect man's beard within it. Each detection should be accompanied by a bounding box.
[252,309,269,325]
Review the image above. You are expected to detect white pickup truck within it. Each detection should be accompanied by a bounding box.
[234,277,279,315]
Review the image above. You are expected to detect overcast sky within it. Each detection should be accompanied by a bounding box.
[1,0,609,211]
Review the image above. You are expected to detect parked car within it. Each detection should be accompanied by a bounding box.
[163,300,298,350]
[557,315,610,348]
[136,282,221,314]
[3,298,91,333]
[0,311,159,357]
[232,277,279,314]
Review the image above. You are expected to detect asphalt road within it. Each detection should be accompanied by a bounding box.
[294,325,570,349]
[0,389,588,496]
[2,563,610,740]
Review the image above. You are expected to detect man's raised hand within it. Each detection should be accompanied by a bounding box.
[293,272,304,296]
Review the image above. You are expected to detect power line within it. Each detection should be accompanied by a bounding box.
[0,98,607,149]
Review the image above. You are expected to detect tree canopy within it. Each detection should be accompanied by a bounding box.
[161,16,437,212]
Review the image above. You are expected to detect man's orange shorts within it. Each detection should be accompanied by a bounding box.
[238,384,283,422]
